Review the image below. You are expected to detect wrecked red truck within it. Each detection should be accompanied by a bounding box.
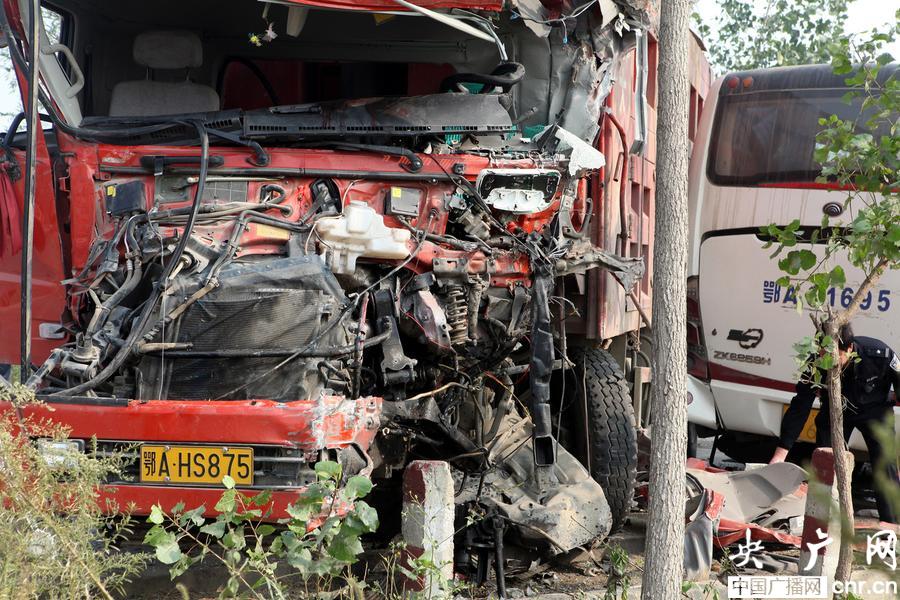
[0,0,709,558]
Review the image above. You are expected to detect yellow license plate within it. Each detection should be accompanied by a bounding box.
[783,405,818,444]
[140,445,253,486]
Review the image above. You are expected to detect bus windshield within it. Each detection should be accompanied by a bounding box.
[707,88,883,187]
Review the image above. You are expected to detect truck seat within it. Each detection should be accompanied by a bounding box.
[109,31,219,117]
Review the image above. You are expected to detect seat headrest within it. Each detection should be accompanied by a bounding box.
[133,31,203,70]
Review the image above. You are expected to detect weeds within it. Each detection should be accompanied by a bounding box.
[681,580,721,600]
[0,385,146,598]
[603,543,631,600]
[144,460,378,599]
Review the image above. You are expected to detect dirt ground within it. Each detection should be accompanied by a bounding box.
[122,511,682,600]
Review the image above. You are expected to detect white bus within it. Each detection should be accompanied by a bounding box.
[685,64,899,463]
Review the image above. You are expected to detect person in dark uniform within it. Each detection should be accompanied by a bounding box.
[770,324,900,523]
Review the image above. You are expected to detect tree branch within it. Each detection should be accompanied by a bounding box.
[834,257,889,326]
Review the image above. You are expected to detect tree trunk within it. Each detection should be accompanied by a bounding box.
[822,260,886,581]
[641,0,692,597]
[825,317,854,583]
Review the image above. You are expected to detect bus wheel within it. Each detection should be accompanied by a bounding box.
[568,348,638,534]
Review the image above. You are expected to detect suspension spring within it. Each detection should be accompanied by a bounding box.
[445,285,468,346]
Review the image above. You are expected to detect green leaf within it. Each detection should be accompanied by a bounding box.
[286,502,315,523]
[199,520,226,539]
[171,502,185,515]
[251,577,267,590]
[226,577,240,596]
[328,532,364,562]
[144,524,170,546]
[222,475,236,489]
[257,524,276,537]
[155,535,183,565]
[798,249,816,270]
[249,490,273,507]
[343,476,373,500]
[178,505,206,528]
[829,265,846,287]
[887,224,900,243]
[215,489,237,514]
[779,250,810,275]
[315,460,342,481]
[280,531,302,552]
[353,501,379,532]
[168,555,197,579]
[222,531,238,549]
[286,547,313,572]
[149,504,165,525]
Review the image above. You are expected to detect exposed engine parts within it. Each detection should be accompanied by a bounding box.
[24,137,644,553]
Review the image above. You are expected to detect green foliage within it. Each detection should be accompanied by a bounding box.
[144,460,378,599]
[693,0,850,72]
[681,580,722,600]
[0,386,147,599]
[604,543,632,600]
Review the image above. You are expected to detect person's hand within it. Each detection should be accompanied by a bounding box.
[769,447,789,464]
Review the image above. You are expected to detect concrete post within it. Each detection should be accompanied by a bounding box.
[401,460,454,598]
[800,447,854,582]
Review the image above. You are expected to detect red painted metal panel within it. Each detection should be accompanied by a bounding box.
[16,396,382,449]
[2,396,381,522]
[99,485,318,520]
[0,58,67,366]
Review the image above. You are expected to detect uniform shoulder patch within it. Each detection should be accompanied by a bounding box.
[891,353,900,372]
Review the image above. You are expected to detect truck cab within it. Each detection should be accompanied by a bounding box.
[0,0,707,553]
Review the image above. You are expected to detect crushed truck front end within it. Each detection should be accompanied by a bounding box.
[0,0,670,552]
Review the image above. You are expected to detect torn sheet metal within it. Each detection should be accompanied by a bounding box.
[555,127,606,175]
[684,488,724,582]
[597,0,621,28]
[716,520,802,548]
[553,239,645,293]
[454,411,612,554]
[687,463,807,531]
[684,461,804,549]
[558,43,607,144]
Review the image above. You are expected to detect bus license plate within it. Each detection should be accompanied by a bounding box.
[140,445,253,486]
[782,406,818,444]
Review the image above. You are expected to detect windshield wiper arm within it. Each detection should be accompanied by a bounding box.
[306,142,423,173]
[205,127,269,167]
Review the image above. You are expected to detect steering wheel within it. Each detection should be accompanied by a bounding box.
[440,62,526,94]
[216,57,281,108]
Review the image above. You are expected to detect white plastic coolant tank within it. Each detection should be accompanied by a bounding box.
[316,201,412,274]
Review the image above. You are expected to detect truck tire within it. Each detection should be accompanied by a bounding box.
[569,348,638,534]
